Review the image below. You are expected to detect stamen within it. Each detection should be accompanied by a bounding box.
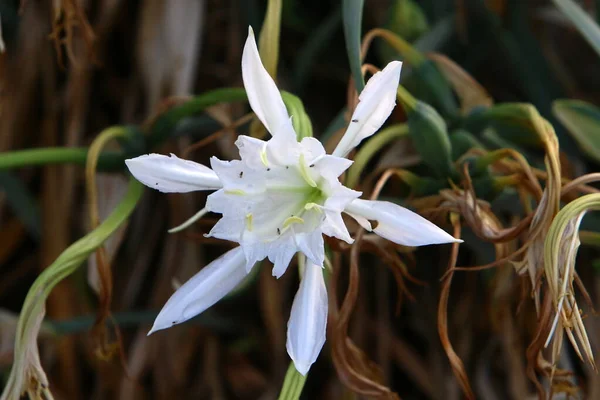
[260,143,269,167]
[283,216,304,228]
[168,207,209,233]
[304,202,323,213]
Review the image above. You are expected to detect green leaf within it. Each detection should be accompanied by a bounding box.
[387,0,429,42]
[149,88,249,147]
[553,0,600,58]
[258,0,283,77]
[278,362,307,400]
[2,177,143,399]
[449,129,485,160]
[407,101,455,178]
[281,91,313,139]
[346,124,408,188]
[343,0,365,93]
[0,148,125,172]
[553,99,600,163]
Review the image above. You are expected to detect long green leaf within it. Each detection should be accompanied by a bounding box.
[1,178,143,400]
[553,99,600,163]
[553,0,600,58]
[258,0,283,78]
[343,0,365,93]
[407,100,455,178]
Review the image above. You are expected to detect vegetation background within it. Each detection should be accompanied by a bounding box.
[2,0,600,398]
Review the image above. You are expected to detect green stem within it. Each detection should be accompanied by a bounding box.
[346,124,409,188]
[0,148,125,171]
[278,362,307,400]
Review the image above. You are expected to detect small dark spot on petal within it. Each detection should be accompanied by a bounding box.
[352,119,359,123]
[239,171,244,178]
[277,228,281,235]
[267,168,271,171]
[155,182,158,185]
[309,164,315,168]
[285,166,289,169]
[172,321,177,325]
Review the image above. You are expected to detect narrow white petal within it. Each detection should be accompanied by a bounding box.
[295,231,324,267]
[235,135,267,169]
[286,261,328,376]
[242,27,296,140]
[345,211,372,231]
[269,236,297,278]
[321,211,354,244]
[332,61,403,157]
[313,155,353,179]
[344,199,461,246]
[125,154,221,193]
[148,247,247,334]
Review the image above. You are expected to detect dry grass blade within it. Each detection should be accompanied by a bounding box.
[427,52,493,114]
[437,214,475,400]
[330,230,399,399]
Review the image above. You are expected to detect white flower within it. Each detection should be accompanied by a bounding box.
[125,26,461,376]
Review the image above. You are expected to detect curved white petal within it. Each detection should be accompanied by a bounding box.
[286,261,328,376]
[344,199,461,246]
[269,235,297,278]
[126,153,221,193]
[295,230,324,267]
[148,247,247,334]
[313,155,353,180]
[321,211,353,244]
[332,61,403,157]
[242,27,296,140]
[235,135,267,169]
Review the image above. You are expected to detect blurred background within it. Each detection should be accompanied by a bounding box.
[2,0,600,399]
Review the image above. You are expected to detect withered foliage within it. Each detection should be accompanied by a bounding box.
[3,1,600,400]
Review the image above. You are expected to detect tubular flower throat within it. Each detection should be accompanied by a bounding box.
[125,26,461,376]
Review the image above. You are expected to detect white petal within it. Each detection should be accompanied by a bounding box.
[209,157,266,193]
[269,235,297,278]
[125,154,221,193]
[321,211,353,244]
[148,247,247,334]
[344,198,461,246]
[235,135,267,169]
[313,155,353,179]
[332,61,403,157]
[242,27,296,140]
[345,210,372,231]
[299,137,326,163]
[286,261,328,376]
[295,230,324,267]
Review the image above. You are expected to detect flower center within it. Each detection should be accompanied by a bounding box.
[243,156,328,242]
